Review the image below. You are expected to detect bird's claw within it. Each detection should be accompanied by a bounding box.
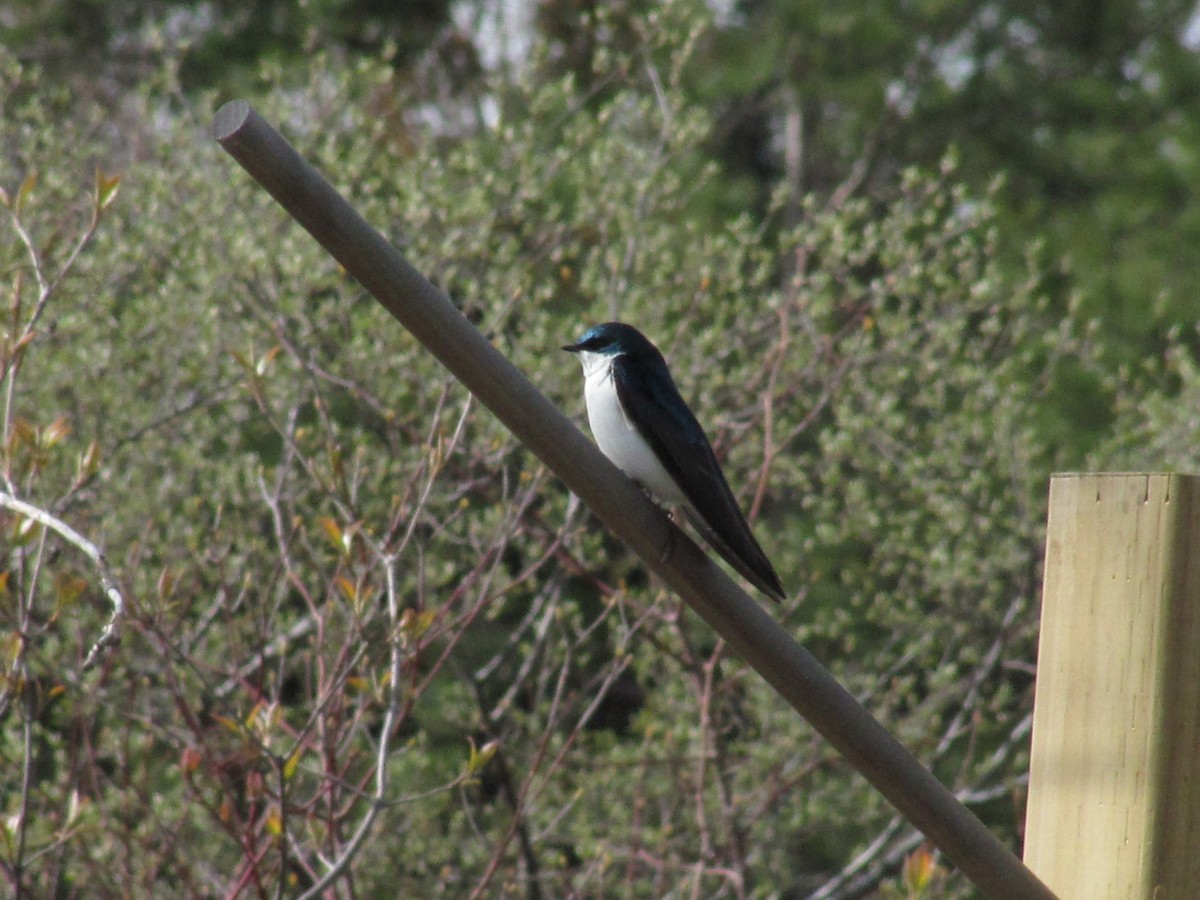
[659,521,676,564]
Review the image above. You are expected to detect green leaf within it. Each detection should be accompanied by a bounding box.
[14,171,37,216]
[282,747,302,781]
[466,738,498,776]
[94,166,121,211]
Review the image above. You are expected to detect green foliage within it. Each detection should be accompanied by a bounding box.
[0,7,1133,898]
[689,0,1200,371]
[1097,333,1200,473]
[0,0,458,96]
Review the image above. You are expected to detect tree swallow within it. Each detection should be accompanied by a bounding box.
[563,322,785,603]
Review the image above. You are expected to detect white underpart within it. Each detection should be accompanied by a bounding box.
[577,350,688,508]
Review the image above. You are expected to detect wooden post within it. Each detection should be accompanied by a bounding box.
[1025,473,1200,897]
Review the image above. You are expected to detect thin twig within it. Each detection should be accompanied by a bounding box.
[3,200,103,454]
[0,490,126,669]
[295,548,405,900]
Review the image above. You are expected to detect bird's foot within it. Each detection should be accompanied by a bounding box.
[659,518,676,563]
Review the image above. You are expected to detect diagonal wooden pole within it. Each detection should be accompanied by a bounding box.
[213,99,1056,899]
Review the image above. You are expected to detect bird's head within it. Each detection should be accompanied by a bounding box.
[563,322,656,359]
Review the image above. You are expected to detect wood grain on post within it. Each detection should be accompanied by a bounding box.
[1026,473,1200,897]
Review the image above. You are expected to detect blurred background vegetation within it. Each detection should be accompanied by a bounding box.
[2,0,1197,897]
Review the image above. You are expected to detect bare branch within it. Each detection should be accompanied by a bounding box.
[295,547,405,900]
[0,490,126,669]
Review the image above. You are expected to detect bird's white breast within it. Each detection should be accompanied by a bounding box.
[579,352,687,507]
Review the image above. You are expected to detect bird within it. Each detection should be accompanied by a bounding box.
[563,322,785,603]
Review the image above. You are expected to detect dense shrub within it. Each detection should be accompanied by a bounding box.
[2,15,1104,897]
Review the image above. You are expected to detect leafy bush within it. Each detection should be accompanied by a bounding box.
[2,11,1102,896]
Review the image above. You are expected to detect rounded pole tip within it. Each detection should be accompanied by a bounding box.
[212,100,253,143]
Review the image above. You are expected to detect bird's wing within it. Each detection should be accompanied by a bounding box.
[612,354,785,602]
